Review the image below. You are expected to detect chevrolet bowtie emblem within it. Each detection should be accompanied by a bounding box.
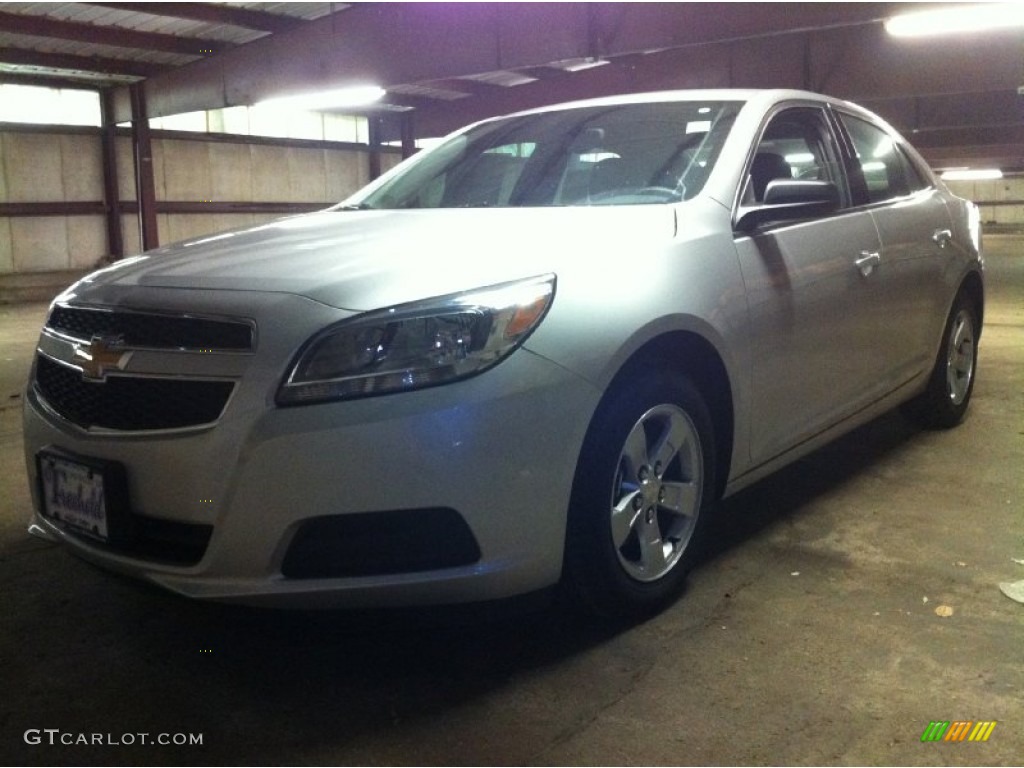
[73,335,133,382]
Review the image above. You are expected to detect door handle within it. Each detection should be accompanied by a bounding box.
[932,229,953,248]
[855,250,881,277]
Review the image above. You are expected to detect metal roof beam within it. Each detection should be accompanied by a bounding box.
[0,70,105,90]
[409,21,1022,137]
[0,9,232,56]
[516,66,573,82]
[84,3,305,34]
[0,46,170,78]
[118,2,907,121]
[425,78,511,98]
[908,123,1024,150]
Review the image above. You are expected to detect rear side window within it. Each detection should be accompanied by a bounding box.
[840,114,928,204]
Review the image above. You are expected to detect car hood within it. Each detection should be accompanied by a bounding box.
[71,206,677,311]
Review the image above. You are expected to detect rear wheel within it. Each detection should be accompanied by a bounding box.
[565,372,715,618]
[902,293,979,429]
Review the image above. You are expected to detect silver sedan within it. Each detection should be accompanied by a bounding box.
[23,89,983,616]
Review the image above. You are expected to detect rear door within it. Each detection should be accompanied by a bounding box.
[733,105,887,466]
[834,110,956,384]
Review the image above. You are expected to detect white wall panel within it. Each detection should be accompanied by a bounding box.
[0,218,12,272]
[2,134,64,203]
[10,217,68,271]
[67,216,107,269]
[208,142,252,202]
[59,135,102,202]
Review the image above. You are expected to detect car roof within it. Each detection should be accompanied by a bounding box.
[500,88,843,119]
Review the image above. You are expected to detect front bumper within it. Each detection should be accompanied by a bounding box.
[23,289,600,608]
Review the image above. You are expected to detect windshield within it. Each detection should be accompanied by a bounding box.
[349,100,742,209]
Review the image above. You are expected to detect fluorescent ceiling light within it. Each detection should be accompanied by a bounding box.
[257,85,385,111]
[464,71,537,87]
[872,137,895,158]
[416,137,446,150]
[941,168,1003,181]
[886,3,1024,37]
[785,152,815,164]
[550,57,610,73]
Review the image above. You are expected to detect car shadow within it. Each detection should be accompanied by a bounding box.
[696,408,923,567]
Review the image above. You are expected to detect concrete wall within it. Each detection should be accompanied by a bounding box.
[5,123,1016,278]
[123,136,376,250]
[1,127,389,275]
[944,178,1024,227]
[0,132,107,274]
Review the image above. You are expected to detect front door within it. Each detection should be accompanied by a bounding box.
[733,105,889,466]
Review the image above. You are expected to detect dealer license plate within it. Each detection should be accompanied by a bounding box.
[39,453,109,541]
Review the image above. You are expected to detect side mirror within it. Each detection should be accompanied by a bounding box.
[735,180,840,232]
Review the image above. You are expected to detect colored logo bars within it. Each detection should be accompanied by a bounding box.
[921,720,997,742]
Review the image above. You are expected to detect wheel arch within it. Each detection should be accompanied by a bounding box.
[958,268,985,339]
[600,331,735,500]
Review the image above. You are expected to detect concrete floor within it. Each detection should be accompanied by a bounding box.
[1,236,1021,766]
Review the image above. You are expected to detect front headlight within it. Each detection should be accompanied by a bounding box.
[277,274,555,405]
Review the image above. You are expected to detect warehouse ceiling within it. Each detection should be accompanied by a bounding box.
[0,1,1021,172]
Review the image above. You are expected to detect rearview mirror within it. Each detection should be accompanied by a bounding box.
[736,180,840,232]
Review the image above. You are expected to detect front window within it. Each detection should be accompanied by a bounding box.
[349,100,742,209]
[741,106,846,206]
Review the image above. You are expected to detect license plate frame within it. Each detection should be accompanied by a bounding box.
[36,449,130,544]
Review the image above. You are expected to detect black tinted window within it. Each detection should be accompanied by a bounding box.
[840,114,924,203]
[897,147,929,193]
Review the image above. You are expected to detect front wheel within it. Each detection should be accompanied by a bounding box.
[902,294,979,429]
[564,372,715,618]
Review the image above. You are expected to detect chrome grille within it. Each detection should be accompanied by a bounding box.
[35,355,235,432]
[47,305,253,351]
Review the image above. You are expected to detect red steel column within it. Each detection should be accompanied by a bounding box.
[129,83,159,250]
[99,89,124,260]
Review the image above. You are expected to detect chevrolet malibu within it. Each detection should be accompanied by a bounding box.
[23,89,983,616]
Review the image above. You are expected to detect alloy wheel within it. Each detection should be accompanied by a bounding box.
[945,308,975,405]
[609,403,703,582]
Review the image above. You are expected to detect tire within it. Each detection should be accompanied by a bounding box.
[902,293,979,429]
[564,371,715,618]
